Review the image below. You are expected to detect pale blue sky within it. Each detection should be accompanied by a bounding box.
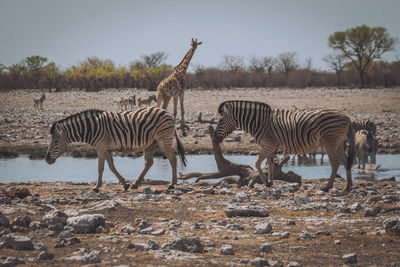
[1,0,399,71]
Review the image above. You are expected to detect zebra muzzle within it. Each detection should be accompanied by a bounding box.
[45,154,55,165]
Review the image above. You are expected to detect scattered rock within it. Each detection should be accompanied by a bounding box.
[34,242,47,251]
[0,256,26,266]
[383,217,400,235]
[225,205,269,217]
[288,261,301,267]
[82,250,101,264]
[250,257,269,267]
[220,244,234,255]
[3,235,34,250]
[162,236,204,253]
[234,192,250,203]
[364,206,381,217]
[254,222,272,234]
[146,240,160,250]
[260,242,272,253]
[43,210,68,226]
[121,224,135,234]
[168,220,181,230]
[0,212,10,227]
[11,215,31,227]
[138,219,151,230]
[66,214,106,233]
[342,253,357,264]
[38,251,54,261]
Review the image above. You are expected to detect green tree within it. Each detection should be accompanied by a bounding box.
[40,62,63,91]
[328,25,397,88]
[24,55,48,88]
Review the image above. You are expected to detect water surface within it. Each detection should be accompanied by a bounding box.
[0,154,398,183]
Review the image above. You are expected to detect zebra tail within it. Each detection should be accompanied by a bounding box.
[175,131,187,167]
[347,125,356,169]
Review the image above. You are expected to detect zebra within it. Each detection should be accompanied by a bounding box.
[119,95,136,110]
[45,107,187,191]
[34,92,46,109]
[352,119,378,164]
[352,119,377,136]
[355,129,378,169]
[138,95,156,107]
[213,100,355,191]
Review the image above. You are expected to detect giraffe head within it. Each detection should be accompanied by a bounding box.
[191,38,202,49]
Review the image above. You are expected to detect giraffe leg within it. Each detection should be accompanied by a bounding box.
[104,151,129,191]
[179,93,187,136]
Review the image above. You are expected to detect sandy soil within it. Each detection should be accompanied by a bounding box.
[0,87,400,156]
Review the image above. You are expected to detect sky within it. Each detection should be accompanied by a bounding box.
[1,0,399,71]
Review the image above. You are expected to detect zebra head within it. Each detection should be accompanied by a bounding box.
[45,123,68,164]
[213,102,236,144]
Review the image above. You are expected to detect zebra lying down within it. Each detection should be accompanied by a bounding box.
[45,107,187,191]
[213,100,355,191]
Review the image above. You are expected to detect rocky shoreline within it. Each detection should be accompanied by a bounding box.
[1,179,400,266]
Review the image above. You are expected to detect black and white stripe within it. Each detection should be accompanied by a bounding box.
[45,107,186,191]
[352,119,377,136]
[214,100,355,191]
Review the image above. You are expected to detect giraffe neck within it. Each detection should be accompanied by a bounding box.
[172,46,197,76]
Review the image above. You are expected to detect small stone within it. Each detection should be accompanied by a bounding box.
[82,250,101,264]
[138,219,151,230]
[234,192,250,203]
[11,215,31,227]
[0,256,26,266]
[342,253,357,264]
[383,217,400,235]
[288,261,301,267]
[260,242,272,253]
[364,206,381,217]
[34,242,47,251]
[38,251,54,261]
[3,235,34,250]
[220,244,234,255]
[66,214,106,233]
[334,239,342,245]
[168,219,181,230]
[151,229,165,236]
[145,240,159,250]
[250,257,269,267]
[161,236,204,253]
[121,224,135,234]
[299,231,313,240]
[254,222,272,234]
[0,212,10,227]
[286,219,296,225]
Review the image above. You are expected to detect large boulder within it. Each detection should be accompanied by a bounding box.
[66,214,106,233]
[162,236,204,253]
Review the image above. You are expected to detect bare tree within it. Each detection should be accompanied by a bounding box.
[263,56,275,74]
[323,53,347,86]
[220,55,245,72]
[141,52,168,68]
[303,57,313,71]
[276,52,298,75]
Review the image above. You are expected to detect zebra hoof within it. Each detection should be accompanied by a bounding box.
[266,182,273,187]
[93,187,100,193]
[123,183,130,192]
[131,184,138,190]
[321,186,331,192]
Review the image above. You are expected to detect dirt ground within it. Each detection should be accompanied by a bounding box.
[1,179,400,266]
[0,87,400,156]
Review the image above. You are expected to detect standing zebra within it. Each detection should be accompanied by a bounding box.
[352,119,378,164]
[45,107,187,191]
[213,100,355,191]
[355,130,376,169]
[34,92,46,109]
[352,119,377,136]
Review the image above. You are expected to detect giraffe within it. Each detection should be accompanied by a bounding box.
[157,38,202,136]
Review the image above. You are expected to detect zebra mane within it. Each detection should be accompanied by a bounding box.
[50,109,104,134]
[217,100,271,114]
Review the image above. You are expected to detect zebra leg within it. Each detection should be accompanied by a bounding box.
[157,142,177,190]
[337,142,353,190]
[131,144,156,189]
[104,151,129,191]
[252,149,268,187]
[321,142,341,192]
[94,153,106,192]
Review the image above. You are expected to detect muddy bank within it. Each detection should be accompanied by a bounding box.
[1,179,400,266]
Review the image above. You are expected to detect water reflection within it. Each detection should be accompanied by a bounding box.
[0,154,398,183]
